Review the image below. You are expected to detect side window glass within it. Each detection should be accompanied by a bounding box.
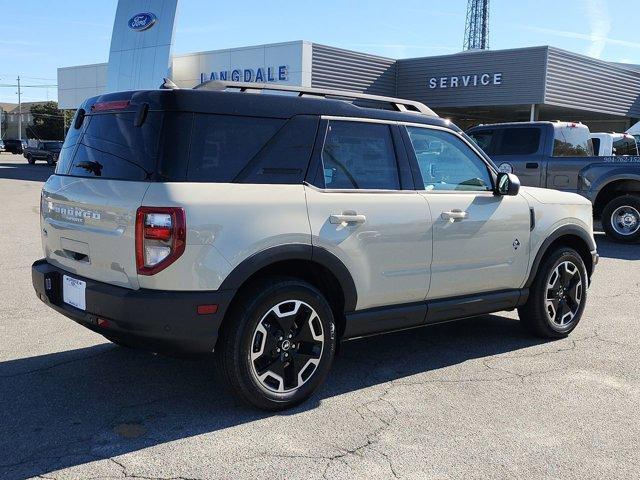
[406,127,493,192]
[321,121,400,190]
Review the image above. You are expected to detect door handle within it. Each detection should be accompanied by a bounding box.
[526,162,539,169]
[330,213,367,225]
[441,209,468,222]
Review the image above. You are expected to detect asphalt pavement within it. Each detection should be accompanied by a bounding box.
[1,151,638,479]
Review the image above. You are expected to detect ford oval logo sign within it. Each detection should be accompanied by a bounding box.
[128,12,157,31]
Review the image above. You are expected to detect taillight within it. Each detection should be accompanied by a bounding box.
[135,207,186,275]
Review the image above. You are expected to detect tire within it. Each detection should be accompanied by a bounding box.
[46,155,55,166]
[216,277,336,411]
[602,194,640,243]
[26,154,34,165]
[518,247,588,338]
[103,335,135,349]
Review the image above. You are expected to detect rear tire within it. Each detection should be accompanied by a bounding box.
[602,194,640,243]
[518,247,588,338]
[216,277,336,411]
[46,155,55,166]
[26,154,34,164]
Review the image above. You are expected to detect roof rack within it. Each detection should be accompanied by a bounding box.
[193,80,437,116]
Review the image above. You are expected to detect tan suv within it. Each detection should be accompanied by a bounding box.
[32,81,598,410]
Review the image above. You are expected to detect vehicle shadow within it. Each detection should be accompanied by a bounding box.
[0,162,54,182]
[0,314,546,479]
[594,232,640,261]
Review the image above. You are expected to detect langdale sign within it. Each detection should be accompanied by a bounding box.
[429,72,502,89]
[200,65,289,84]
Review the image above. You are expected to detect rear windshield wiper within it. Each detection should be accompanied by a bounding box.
[76,160,103,176]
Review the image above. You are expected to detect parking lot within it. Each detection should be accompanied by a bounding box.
[1,151,639,479]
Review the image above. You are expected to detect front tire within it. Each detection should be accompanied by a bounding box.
[518,247,588,338]
[602,195,640,243]
[216,278,336,411]
[26,154,34,164]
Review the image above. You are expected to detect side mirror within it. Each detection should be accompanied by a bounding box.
[496,172,520,196]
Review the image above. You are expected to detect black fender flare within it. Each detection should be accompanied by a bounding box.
[525,225,596,288]
[219,244,358,311]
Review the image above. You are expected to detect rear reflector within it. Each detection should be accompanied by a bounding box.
[91,100,130,112]
[97,318,111,328]
[197,304,218,315]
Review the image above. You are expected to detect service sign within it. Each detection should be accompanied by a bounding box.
[128,12,157,31]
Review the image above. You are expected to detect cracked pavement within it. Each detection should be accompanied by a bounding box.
[1,153,639,479]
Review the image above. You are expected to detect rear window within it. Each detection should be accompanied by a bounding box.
[58,111,162,180]
[553,126,594,157]
[613,136,638,156]
[468,127,541,155]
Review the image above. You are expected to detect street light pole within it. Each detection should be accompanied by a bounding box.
[17,76,22,141]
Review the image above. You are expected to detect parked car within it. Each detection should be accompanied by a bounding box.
[467,121,640,243]
[3,139,24,154]
[23,140,63,165]
[590,132,639,156]
[32,83,597,410]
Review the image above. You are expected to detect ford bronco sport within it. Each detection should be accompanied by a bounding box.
[32,81,598,410]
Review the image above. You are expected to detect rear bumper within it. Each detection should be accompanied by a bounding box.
[32,259,235,355]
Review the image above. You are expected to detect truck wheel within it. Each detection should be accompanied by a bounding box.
[26,154,34,164]
[216,277,336,411]
[602,195,640,243]
[46,155,55,166]
[518,247,588,338]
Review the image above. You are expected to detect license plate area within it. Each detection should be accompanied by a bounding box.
[63,275,86,311]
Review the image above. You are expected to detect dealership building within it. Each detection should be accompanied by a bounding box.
[58,39,640,132]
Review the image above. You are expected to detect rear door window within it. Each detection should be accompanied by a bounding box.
[187,114,284,182]
[468,127,541,155]
[496,128,540,155]
[320,121,400,190]
[591,137,601,155]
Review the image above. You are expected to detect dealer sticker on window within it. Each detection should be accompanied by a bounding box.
[63,275,86,311]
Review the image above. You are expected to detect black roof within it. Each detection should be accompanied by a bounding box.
[80,89,458,131]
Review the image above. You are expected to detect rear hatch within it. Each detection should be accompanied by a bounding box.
[41,92,168,289]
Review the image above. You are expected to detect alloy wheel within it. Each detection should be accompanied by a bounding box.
[610,205,640,236]
[544,261,583,327]
[249,300,324,393]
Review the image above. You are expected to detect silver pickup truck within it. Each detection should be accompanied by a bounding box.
[468,121,640,243]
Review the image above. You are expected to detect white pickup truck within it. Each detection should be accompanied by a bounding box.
[590,132,639,157]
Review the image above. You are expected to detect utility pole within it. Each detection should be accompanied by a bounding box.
[17,76,22,141]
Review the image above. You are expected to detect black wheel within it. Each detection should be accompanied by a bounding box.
[216,278,336,411]
[602,194,640,243]
[518,247,588,338]
[26,154,34,164]
[46,155,56,166]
